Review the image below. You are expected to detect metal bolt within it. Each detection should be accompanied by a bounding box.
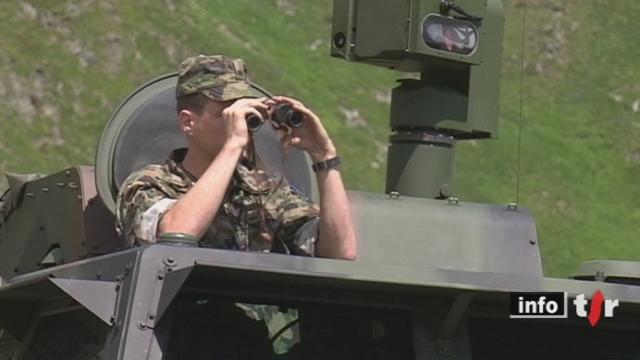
[506,203,518,211]
[137,321,147,330]
[437,341,454,356]
[163,257,177,267]
[388,191,400,200]
[529,239,536,245]
[41,187,50,193]
[447,197,460,205]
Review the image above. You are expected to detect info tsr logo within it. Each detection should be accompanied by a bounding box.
[510,290,619,327]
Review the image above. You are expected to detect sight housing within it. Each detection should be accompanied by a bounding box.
[332,0,504,198]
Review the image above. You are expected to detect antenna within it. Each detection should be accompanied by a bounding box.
[515,2,528,205]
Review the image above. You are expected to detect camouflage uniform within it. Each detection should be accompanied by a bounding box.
[116,148,320,255]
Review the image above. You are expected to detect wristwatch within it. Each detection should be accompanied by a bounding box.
[311,156,341,172]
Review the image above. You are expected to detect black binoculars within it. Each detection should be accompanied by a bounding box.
[246,104,304,132]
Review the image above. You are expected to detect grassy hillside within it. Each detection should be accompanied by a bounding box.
[0,0,638,277]
[457,0,640,276]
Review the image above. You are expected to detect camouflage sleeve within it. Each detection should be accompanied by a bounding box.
[115,167,176,247]
[268,183,320,257]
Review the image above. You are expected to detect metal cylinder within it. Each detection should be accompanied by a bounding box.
[385,132,455,199]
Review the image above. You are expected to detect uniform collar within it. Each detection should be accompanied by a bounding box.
[166,148,196,185]
[166,148,279,194]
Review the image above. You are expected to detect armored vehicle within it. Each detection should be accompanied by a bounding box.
[1,0,639,359]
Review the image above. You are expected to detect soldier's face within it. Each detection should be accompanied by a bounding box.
[188,99,233,157]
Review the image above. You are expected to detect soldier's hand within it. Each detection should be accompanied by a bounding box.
[271,96,337,162]
[221,98,268,150]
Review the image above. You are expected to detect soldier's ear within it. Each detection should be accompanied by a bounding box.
[179,109,195,135]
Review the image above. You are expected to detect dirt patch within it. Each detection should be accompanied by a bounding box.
[339,106,367,128]
[0,168,8,192]
[308,39,323,51]
[374,140,387,162]
[626,149,640,164]
[276,0,297,16]
[374,90,391,104]
[164,0,176,12]
[511,1,578,78]
[19,2,39,20]
[1,71,49,125]
[161,35,192,64]
[66,39,97,68]
[369,141,388,169]
[38,9,72,35]
[103,32,124,74]
[217,24,256,54]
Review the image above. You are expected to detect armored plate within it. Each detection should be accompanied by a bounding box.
[95,73,317,214]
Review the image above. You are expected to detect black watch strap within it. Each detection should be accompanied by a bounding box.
[312,156,341,172]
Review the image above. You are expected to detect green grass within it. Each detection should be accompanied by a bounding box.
[1,0,639,277]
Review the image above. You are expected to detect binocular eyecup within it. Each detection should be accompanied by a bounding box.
[246,104,304,132]
[246,114,265,132]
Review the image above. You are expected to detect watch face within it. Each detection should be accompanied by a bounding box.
[422,14,478,56]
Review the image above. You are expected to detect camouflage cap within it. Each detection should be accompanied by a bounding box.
[176,54,261,101]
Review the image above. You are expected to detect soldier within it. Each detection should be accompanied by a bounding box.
[116,54,357,260]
